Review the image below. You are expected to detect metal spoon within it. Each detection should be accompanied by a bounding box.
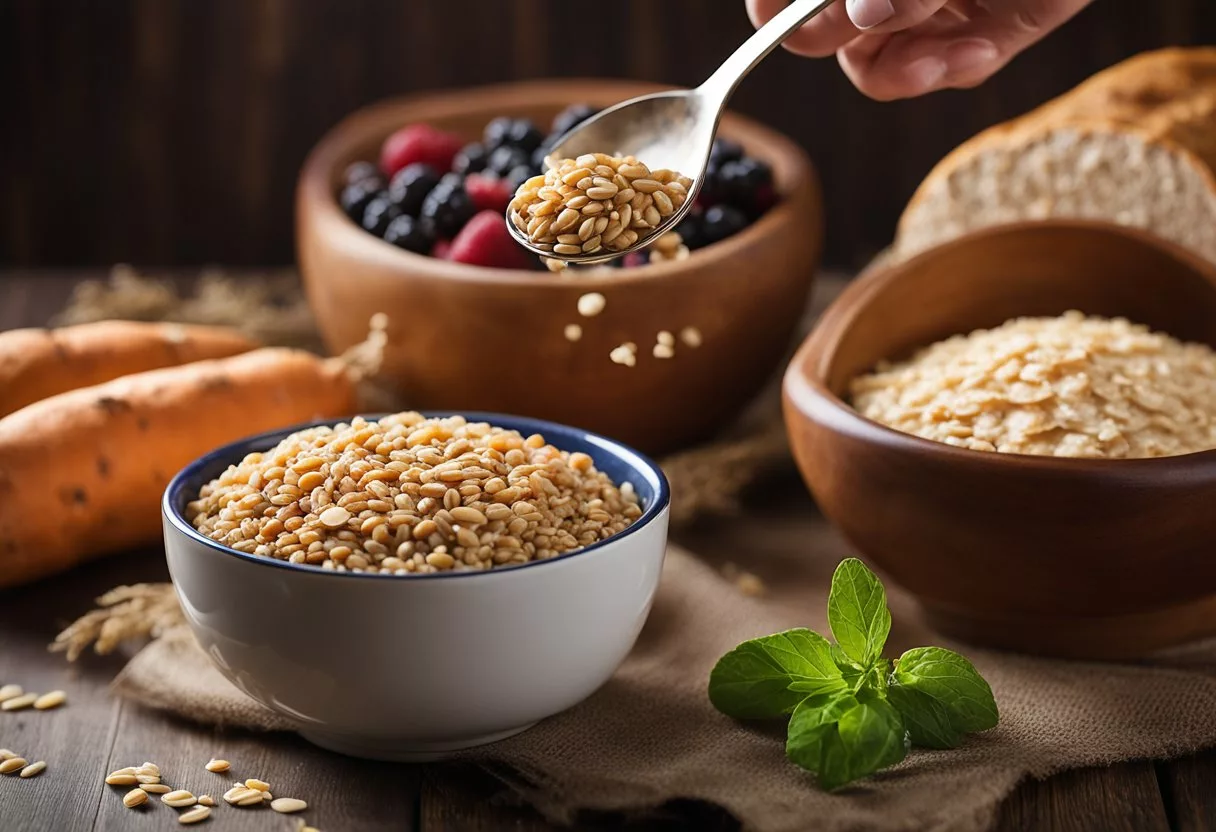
[507,0,841,265]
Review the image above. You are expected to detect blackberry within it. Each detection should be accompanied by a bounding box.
[483,116,514,151]
[387,163,440,216]
[453,143,489,175]
[438,172,466,191]
[505,164,536,191]
[361,196,402,236]
[506,119,544,154]
[551,104,597,137]
[709,138,744,166]
[421,181,475,238]
[675,212,708,250]
[339,182,380,221]
[383,214,434,254]
[719,158,773,214]
[487,145,530,177]
[697,163,726,207]
[343,160,382,188]
[701,205,748,246]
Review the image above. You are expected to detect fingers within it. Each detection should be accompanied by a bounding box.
[838,34,999,100]
[844,0,947,31]
[747,0,951,57]
[838,0,1095,100]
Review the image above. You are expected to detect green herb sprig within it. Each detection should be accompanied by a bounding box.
[708,558,998,791]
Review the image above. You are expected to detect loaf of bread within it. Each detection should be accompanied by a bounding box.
[893,47,1216,264]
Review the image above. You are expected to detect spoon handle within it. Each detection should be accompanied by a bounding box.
[699,0,842,108]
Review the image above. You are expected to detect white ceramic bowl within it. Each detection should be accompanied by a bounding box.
[162,412,670,761]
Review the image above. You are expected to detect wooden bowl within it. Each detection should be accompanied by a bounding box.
[297,79,822,456]
[783,221,1216,659]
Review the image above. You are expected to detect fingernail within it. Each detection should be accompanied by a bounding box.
[904,56,948,92]
[846,0,895,30]
[946,38,1001,76]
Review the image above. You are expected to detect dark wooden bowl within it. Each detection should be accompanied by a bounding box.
[297,79,822,456]
[783,221,1216,659]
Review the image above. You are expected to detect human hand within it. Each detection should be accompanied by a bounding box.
[746,0,1095,100]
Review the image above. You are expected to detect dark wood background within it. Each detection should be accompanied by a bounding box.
[3,0,1215,270]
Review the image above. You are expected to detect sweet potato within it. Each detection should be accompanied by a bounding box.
[0,320,258,418]
[0,348,358,588]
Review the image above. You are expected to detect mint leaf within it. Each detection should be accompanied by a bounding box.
[827,558,891,667]
[705,557,999,793]
[885,685,964,749]
[893,647,998,734]
[815,698,908,791]
[785,692,858,771]
[830,644,866,690]
[709,628,847,719]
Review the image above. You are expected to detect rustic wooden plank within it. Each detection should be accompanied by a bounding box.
[994,763,1170,832]
[419,764,739,831]
[95,703,421,831]
[1157,751,1216,831]
[0,551,155,832]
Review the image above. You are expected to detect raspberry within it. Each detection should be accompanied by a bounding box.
[448,210,534,269]
[464,174,513,214]
[379,124,464,177]
[431,239,453,260]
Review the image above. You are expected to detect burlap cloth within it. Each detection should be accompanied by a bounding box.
[56,268,1216,832]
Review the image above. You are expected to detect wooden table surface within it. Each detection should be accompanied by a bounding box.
[2,271,1215,832]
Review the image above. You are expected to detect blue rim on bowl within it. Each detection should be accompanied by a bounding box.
[163,411,671,581]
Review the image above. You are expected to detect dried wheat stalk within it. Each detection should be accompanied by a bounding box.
[55,265,323,351]
[51,584,185,661]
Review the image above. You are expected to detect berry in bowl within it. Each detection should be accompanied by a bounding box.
[162,411,670,760]
[336,105,779,270]
[296,80,823,456]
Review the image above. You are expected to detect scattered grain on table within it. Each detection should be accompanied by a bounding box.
[271,797,308,813]
[18,761,46,778]
[32,690,66,710]
[0,757,26,775]
[178,805,211,824]
[162,789,197,807]
[123,788,149,808]
[1,692,37,711]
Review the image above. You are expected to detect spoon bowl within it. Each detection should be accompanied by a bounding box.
[507,91,714,264]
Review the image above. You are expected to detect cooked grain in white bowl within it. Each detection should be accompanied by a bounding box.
[187,412,642,574]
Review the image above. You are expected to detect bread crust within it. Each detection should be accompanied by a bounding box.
[896,48,1216,246]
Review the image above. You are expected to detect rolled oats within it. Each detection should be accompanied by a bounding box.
[850,312,1216,458]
